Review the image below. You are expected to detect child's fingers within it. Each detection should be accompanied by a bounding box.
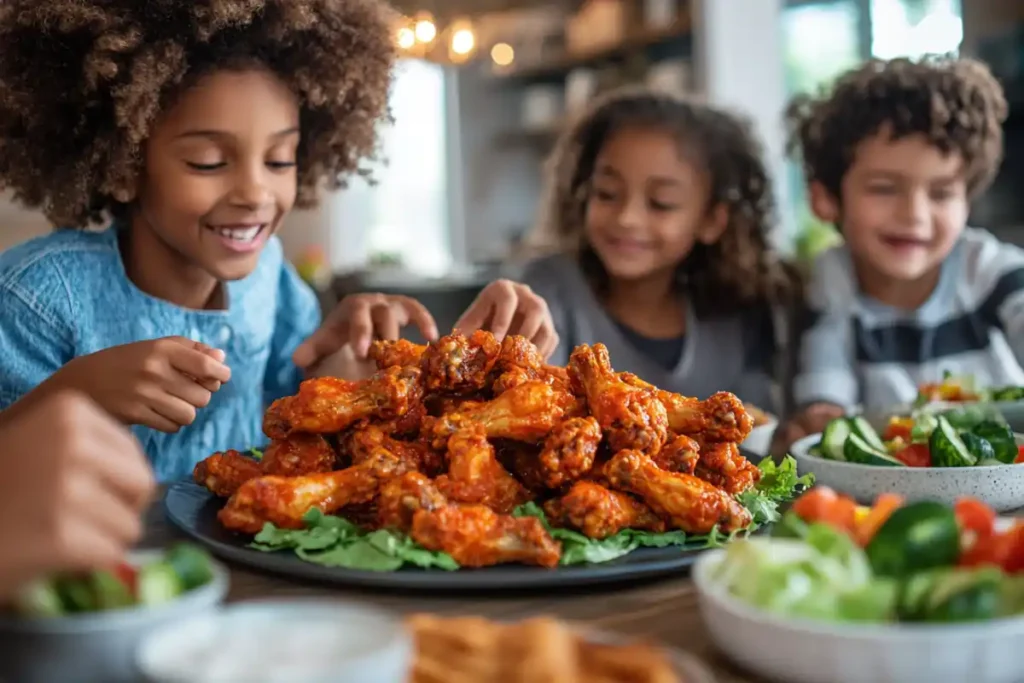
[398,297,439,341]
[371,303,406,342]
[532,328,560,360]
[131,405,184,434]
[169,346,231,383]
[481,282,520,340]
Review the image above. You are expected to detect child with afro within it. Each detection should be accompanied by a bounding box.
[0,0,556,482]
[777,55,1018,450]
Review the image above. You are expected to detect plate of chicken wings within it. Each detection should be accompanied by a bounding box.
[167,331,799,590]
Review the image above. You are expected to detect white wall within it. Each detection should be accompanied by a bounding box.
[0,193,50,251]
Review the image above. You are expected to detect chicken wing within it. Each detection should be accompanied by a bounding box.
[369,338,427,370]
[419,330,501,394]
[435,425,529,514]
[619,375,753,443]
[193,450,263,498]
[218,451,412,534]
[604,450,752,533]
[693,440,761,495]
[430,381,573,446]
[537,416,602,489]
[651,434,701,474]
[261,433,339,477]
[377,472,448,531]
[273,366,423,434]
[569,344,668,453]
[411,504,561,568]
[345,423,444,477]
[543,481,665,539]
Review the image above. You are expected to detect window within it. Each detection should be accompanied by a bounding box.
[871,0,962,59]
[342,59,452,276]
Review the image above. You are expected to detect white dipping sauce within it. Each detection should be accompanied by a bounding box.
[138,601,412,683]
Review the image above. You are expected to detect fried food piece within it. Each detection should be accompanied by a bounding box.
[193,450,263,498]
[435,425,529,514]
[544,481,665,539]
[419,330,501,394]
[273,366,423,434]
[619,374,753,443]
[346,423,444,477]
[604,449,752,534]
[490,335,574,395]
[369,338,427,370]
[537,416,602,489]
[651,434,700,474]
[261,433,338,477]
[218,451,412,534]
[569,344,668,453]
[430,381,573,446]
[378,472,448,531]
[411,504,561,568]
[262,397,291,440]
[497,440,549,493]
[694,440,761,495]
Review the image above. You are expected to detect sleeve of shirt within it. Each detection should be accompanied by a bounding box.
[519,257,571,367]
[0,281,75,409]
[263,260,322,405]
[792,251,860,410]
[970,231,1024,367]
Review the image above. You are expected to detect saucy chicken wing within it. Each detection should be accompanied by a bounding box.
[604,450,752,534]
[419,330,501,394]
[218,451,412,534]
[619,375,753,443]
[272,366,423,435]
[537,416,602,489]
[435,425,529,514]
[411,504,561,568]
[261,433,338,477]
[693,440,761,495]
[652,434,701,475]
[369,338,427,370]
[377,472,448,531]
[430,381,574,446]
[569,344,668,453]
[193,450,263,498]
[345,423,444,477]
[543,481,665,539]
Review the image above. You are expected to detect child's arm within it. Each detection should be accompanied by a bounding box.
[0,281,75,409]
[264,260,322,403]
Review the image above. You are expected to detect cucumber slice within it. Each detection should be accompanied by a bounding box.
[960,433,995,465]
[820,419,851,460]
[866,501,961,578]
[166,544,214,591]
[929,416,977,467]
[977,458,1004,467]
[843,434,905,467]
[13,579,64,617]
[849,416,885,451]
[136,562,184,607]
[924,567,1002,622]
[970,422,1017,464]
[54,575,97,613]
[90,570,134,611]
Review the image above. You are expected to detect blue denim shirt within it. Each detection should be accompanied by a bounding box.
[0,227,322,482]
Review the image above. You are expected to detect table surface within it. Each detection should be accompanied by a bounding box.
[142,488,767,683]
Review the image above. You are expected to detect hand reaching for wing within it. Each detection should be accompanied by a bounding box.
[454,280,559,360]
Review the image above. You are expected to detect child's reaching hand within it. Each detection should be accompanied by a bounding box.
[454,280,559,359]
[49,337,231,433]
[292,293,440,372]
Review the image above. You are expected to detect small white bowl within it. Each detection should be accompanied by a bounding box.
[693,546,1024,683]
[0,550,228,683]
[137,600,412,683]
[741,419,778,458]
[790,433,1024,511]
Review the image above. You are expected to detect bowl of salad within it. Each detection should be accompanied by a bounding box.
[912,373,1024,430]
[693,488,1024,683]
[789,408,1024,511]
[0,544,228,683]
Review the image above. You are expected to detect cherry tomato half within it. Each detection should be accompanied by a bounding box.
[954,497,997,539]
[894,443,931,468]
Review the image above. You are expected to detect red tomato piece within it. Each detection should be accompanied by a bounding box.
[1015,445,1024,464]
[960,530,1013,569]
[791,487,838,522]
[883,418,913,442]
[112,562,138,597]
[894,443,931,468]
[954,497,997,539]
[1002,522,1024,573]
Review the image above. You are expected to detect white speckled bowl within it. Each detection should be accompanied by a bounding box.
[790,433,1024,511]
[693,543,1024,683]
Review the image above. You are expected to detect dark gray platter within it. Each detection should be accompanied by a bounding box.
[164,480,744,592]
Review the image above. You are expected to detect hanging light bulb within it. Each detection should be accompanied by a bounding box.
[448,18,476,62]
[396,26,415,50]
[414,11,437,44]
[491,42,514,67]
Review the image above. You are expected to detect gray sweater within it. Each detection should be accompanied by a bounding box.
[520,254,790,414]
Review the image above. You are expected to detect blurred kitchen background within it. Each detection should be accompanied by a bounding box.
[1,0,1022,337]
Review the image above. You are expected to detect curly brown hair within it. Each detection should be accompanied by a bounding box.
[786,55,1008,202]
[0,0,396,228]
[534,86,802,319]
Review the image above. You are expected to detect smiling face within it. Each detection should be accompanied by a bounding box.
[816,131,969,290]
[583,126,723,284]
[130,68,300,289]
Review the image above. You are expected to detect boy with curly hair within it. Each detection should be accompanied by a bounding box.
[0,0,555,481]
[777,55,1017,449]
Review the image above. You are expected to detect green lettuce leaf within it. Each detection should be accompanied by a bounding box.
[736,456,815,525]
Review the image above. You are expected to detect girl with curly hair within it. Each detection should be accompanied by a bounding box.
[776,56,1013,451]
[0,0,555,481]
[522,87,802,415]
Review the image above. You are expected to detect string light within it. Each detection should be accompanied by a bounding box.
[414,11,437,43]
[396,26,415,50]
[451,28,475,55]
[491,42,514,67]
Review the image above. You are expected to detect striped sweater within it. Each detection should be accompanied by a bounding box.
[794,228,1024,412]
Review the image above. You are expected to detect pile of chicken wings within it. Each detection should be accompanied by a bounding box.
[193,331,762,569]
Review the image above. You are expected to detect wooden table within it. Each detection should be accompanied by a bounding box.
[141,490,765,683]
